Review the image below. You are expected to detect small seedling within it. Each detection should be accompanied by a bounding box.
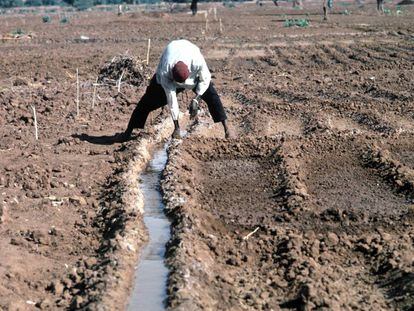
[60,16,69,24]
[284,19,309,27]
[384,8,391,15]
[342,9,351,15]
[11,28,25,36]
[42,15,51,23]
[396,6,403,15]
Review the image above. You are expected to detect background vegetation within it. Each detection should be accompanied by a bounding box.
[0,0,239,8]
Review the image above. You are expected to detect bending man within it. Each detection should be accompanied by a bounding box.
[120,39,232,140]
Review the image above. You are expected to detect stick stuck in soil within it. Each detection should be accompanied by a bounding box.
[219,18,223,34]
[76,68,80,116]
[30,104,38,140]
[92,79,98,108]
[205,12,209,32]
[146,39,151,66]
[243,227,259,240]
[117,70,125,93]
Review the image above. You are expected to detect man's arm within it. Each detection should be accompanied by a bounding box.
[163,87,179,121]
[159,73,179,120]
[195,55,211,96]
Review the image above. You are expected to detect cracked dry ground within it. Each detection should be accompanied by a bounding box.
[1,1,414,310]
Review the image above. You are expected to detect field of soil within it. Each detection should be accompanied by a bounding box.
[0,0,413,310]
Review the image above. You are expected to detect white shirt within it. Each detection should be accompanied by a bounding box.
[156,39,211,121]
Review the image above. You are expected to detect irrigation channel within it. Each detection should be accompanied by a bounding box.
[128,142,170,310]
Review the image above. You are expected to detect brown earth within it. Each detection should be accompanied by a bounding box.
[0,0,413,310]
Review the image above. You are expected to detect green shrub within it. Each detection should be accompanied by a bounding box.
[60,16,69,23]
[11,28,25,35]
[383,8,391,14]
[24,0,42,6]
[73,0,94,10]
[395,5,403,15]
[223,1,235,8]
[42,15,51,23]
[283,18,309,27]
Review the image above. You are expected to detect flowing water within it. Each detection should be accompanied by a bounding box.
[128,144,170,311]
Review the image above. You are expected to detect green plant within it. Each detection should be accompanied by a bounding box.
[60,16,69,24]
[342,9,351,15]
[73,0,93,10]
[42,15,51,23]
[222,1,235,8]
[283,18,309,27]
[395,5,402,15]
[11,28,24,35]
[383,8,391,14]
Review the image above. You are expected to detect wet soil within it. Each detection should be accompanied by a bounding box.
[0,0,413,310]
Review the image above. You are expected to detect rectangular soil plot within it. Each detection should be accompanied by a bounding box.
[386,134,414,170]
[191,138,284,228]
[299,136,411,221]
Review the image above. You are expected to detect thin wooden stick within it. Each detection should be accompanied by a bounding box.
[117,70,124,93]
[30,104,38,140]
[205,12,208,32]
[219,18,223,34]
[92,79,97,109]
[146,39,151,66]
[76,68,79,116]
[93,82,112,87]
[243,227,259,240]
[214,7,217,21]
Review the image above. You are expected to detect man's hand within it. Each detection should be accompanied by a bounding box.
[189,96,200,119]
[172,120,182,139]
[172,128,182,139]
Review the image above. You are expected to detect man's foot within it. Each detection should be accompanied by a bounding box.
[225,129,235,139]
[172,128,182,139]
[221,120,235,139]
[114,131,132,142]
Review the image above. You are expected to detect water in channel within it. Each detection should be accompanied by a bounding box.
[128,143,170,311]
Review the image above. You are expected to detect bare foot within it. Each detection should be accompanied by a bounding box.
[114,131,132,142]
[225,129,236,139]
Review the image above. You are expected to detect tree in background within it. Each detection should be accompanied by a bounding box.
[25,0,43,6]
[62,0,94,10]
[0,0,23,7]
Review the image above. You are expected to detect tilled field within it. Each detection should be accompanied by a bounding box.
[0,1,414,310]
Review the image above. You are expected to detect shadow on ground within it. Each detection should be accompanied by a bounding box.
[72,133,134,145]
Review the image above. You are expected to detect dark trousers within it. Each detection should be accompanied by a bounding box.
[126,74,227,132]
[190,0,198,15]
